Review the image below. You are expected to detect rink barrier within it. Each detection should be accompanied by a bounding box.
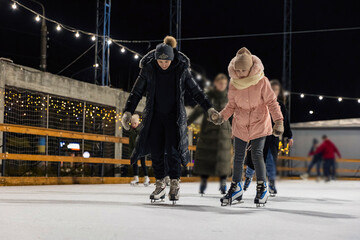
[0,123,129,144]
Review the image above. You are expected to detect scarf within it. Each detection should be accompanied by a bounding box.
[230,71,264,90]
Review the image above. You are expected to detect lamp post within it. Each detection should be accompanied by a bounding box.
[29,0,47,71]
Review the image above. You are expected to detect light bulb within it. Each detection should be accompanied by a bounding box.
[107,39,112,44]
[319,96,323,100]
[91,35,96,41]
[56,24,61,31]
[75,32,80,38]
[300,94,305,98]
[196,74,201,80]
[120,47,125,53]
[358,99,360,103]
[35,15,41,22]
[11,3,17,9]
[338,97,342,102]
[309,110,314,114]
[134,54,139,59]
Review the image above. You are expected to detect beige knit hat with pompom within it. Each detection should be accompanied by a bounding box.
[234,47,253,71]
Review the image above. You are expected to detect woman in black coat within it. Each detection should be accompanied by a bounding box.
[244,80,293,195]
[121,36,220,203]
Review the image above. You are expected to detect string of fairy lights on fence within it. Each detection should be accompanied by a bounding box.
[8,0,206,82]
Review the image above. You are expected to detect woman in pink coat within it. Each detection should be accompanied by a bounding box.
[213,47,284,206]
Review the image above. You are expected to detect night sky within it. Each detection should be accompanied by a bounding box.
[1,0,359,123]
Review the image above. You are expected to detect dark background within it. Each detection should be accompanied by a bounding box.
[0,0,359,123]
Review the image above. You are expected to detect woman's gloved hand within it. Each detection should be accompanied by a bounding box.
[273,120,284,137]
[121,112,132,130]
[208,108,224,125]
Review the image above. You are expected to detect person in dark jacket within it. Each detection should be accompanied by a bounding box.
[121,36,220,203]
[128,114,150,186]
[244,80,293,195]
[300,138,323,181]
[187,73,232,195]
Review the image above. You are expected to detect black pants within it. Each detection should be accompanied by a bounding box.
[323,158,336,179]
[245,135,279,170]
[132,157,148,176]
[148,113,181,179]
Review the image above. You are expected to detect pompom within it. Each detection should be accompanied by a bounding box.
[164,36,177,48]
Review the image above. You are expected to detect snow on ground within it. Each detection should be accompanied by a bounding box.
[0,180,359,240]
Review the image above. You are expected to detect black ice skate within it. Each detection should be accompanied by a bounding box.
[150,179,166,203]
[219,178,227,195]
[254,181,269,207]
[269,180,277,197]
[169,179,180,204]
[199,178,207,196]
[220,182,243,206]
[244,177,252,191]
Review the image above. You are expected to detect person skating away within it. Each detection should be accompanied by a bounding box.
[187,73,232,195]
[244,80,293,196]
[212,47,284,206]
[128,114,150,187]
[121,36,220,204]
[300,138,323,181]
[312,135,341,182]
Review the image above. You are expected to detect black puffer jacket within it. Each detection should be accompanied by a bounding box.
[124,49,212,166]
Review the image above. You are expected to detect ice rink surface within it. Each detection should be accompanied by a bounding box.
[0,180,359,240]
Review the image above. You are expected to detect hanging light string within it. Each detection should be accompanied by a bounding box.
[290,92,360,103]
[9,0,209,81]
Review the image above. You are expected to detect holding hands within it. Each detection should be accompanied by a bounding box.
[121,111,132,130]
[207,108,224,125]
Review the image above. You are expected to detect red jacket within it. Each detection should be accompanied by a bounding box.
[314,139,341,159]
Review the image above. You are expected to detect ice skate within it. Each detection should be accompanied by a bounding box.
[220,182,243,206]
[269,180,277,197]
[219,178,227,195]
[300,173,309,180]
[130,176,139,186]
[254,181,269,207]
[169,179,180,204]
[244,177,252,191]
[164,176,170,186]
[144,176,150,187]
[150,179,166,203]
[199,178,207,196]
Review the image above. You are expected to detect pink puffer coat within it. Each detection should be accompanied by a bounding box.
[220,56,283,142]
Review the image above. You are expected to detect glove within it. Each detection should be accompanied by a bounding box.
[273,120,284,137]
[121,111,132,131]
[207,108,224,125]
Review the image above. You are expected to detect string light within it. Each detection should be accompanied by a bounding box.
[11,2,17,9]
[319,96,323,100]
[134,54,139,59]
[338,97,343,102]
[300,93,305,98]
[196,74,202,80]
[35,15,40,22]
[309,110,314,114]
[120,47,125,53]
[107,39,112,44]
[75,31,80,38]
[91,35,96,41]
[358,99,360,103]
[56,24,61,31]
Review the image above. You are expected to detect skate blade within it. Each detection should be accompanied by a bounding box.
[270,194,276,197]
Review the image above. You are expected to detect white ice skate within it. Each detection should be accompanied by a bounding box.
[220,182,243,206]
[164,176,170,186]
[169,179,180,205]
[144,176,150,187]
[150,179,166,203]
[254,181,269,207]
[130,176,139,186]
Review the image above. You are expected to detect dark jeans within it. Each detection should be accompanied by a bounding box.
[307,154,322,177]
[148,113,181,179]
[132,157,148,176]
[323,158,336,179]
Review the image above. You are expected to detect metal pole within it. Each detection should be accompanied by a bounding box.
[45,94,49,177]
[29,0,47,71]
[82,102,86,177]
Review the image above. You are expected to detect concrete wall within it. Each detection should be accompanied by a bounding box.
[0,60,146,175]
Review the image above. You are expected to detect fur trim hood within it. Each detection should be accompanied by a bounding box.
[228,55,264,79]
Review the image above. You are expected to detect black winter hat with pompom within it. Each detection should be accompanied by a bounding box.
[155,36,177,61]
